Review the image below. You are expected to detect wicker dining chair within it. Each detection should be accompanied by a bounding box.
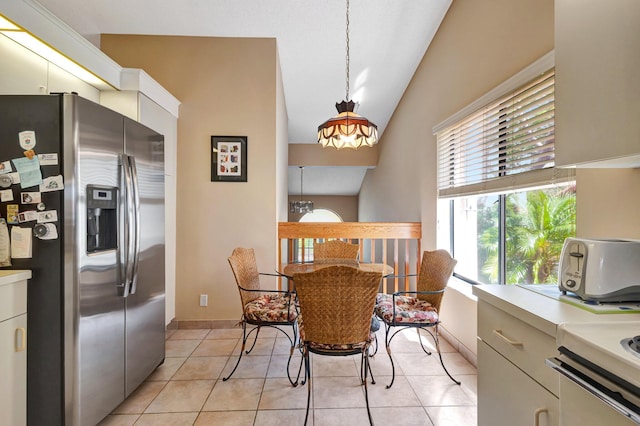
[225,247,301,385]
[312,239,381,348]
[313,239,359,265]
[294,265,382,426]
[374,249,461,389]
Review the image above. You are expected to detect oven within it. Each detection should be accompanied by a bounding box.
[546,322,640,425]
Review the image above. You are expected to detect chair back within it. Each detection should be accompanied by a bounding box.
[228,247,262,306]
[416,249,457,311]
[313,240,359,266]
[294,265,381,345]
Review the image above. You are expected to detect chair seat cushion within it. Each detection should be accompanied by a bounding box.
[244,294,297,323]
[374,293,439,325]
[298,316,373,352]
[307,340,369,352]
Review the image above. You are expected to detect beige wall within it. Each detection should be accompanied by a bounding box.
[101,35,285,321]
[288,195,359,222]
[276,48,289,225]
[359,0,555,356]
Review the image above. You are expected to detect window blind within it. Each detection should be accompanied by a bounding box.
[435,62,574,198]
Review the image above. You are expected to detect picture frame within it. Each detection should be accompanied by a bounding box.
[211,136,247,182]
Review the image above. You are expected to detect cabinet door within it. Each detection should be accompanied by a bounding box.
[478,340,559,426]
[0,314,27,426]
[555,0,640,167]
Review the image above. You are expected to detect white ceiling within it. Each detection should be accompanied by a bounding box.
[35,0,451,196]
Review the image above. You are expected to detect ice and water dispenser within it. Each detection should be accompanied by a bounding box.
[86,185,118,253]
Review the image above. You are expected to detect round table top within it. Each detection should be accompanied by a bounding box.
[281,262,394,277]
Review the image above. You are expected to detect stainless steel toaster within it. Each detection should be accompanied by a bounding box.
[558,238,640,302]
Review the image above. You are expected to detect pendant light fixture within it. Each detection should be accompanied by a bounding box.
[317,0,378,150]
[289,166,314,214]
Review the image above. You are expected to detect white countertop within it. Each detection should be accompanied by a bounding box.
[473,284,640,337]
[0,270,32,286]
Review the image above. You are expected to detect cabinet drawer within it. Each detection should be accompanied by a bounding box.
[478,300,558,395]
[0,279,27,321]
[478,340,558,426]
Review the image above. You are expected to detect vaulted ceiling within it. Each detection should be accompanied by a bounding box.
[36,0,451,196]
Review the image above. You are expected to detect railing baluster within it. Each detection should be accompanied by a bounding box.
[405,239,410,293]
[393,239,399,293]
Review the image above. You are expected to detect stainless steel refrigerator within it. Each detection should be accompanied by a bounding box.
[0,94,165,426]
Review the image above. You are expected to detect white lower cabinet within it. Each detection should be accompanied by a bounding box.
[477,300,559,426]
[0,273,30,426]
[478,340,559,425]
[0,314,27,426]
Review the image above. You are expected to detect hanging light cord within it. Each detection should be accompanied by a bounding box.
[345,0,350,101]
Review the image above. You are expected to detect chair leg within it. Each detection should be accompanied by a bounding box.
[360,348,376,385]
[286,323,303,387]
[280,321,305,386]
[416,328,432,356]
[223,320,252,381]
[369,334,379,357]
[245,325,261,354]
[433,325,461,385]
[363,352,374,425]
[383,323,397,389]
[303,347,312,426]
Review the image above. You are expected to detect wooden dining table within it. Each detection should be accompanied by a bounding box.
[280,261,394,279]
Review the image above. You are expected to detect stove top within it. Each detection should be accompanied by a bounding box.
[622,335,640,359]
[557,321,640,389]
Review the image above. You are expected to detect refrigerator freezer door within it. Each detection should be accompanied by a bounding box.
[123,117,165,396]
[64,95,127,426]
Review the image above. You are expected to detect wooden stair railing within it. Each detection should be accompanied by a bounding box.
[277,222,421,293]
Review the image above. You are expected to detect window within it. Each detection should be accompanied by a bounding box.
[440,183,576,285]
[295,209,343,262]
[300,209,342,223]
[434,52,576,285]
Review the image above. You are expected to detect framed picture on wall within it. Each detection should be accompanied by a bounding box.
[211,136,247,182]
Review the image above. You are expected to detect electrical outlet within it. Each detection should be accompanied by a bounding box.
[199,294,208,307]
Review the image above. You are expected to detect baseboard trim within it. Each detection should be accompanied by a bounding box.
[439,325,477,368]
[167,319,241,330]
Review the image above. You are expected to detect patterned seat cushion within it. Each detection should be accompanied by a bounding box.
[298,315,373,352]
[243,294,297,323]
[374,293,439,325]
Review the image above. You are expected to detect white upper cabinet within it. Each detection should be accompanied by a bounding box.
[555,0,640,167]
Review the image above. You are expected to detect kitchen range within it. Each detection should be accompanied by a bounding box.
[547,322,640,425]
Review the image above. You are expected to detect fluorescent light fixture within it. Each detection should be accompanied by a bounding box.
[0,15,20,30]
[0,14,112,90]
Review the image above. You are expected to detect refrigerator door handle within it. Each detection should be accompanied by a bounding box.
[128,155,141,295]
[121,153,135,296]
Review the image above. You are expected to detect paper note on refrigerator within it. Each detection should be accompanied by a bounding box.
[0,161,12,174]
[12,156,42,189]
[0,219,11,267]
[38,153,58,166]
[0,189,13,202]
[39,175,64,192]
[11,226,32,258]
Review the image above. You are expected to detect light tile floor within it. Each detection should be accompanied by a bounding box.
[99,326,477,426]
